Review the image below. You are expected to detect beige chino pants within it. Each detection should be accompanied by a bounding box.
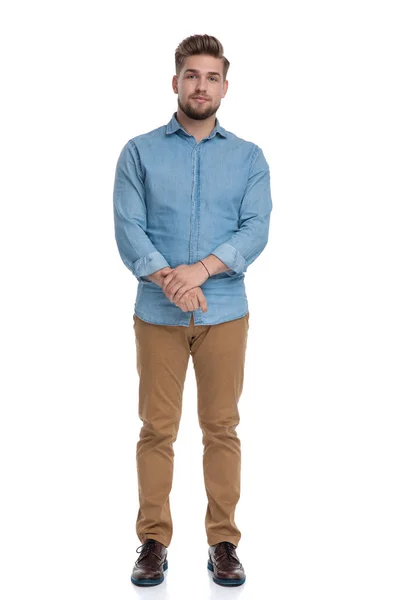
[132,311,249,548]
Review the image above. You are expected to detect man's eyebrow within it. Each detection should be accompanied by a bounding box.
[183,68,222,77]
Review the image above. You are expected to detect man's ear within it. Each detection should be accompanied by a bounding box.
[172,75,178,94]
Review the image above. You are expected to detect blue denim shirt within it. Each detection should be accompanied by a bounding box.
[113,112,272,326]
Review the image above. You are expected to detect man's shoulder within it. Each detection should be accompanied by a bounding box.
[224,128,255,146]
[221,128,261,163]
[222,126,259,150]
[127,123,167,148]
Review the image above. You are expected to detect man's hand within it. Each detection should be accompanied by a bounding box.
[175,286,208,313]
[144,266,174,287]
[161,263,209,303]
[145,267,208,313]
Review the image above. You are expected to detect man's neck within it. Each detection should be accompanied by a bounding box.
[175,109,216,143]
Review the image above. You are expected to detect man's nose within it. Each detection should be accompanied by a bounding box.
[196,78,208,92]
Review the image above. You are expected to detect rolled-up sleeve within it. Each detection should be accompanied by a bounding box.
[113,140,170,282]
[210,145,272,276]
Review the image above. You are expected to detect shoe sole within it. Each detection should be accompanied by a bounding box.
[130,560,168,586]
[207,559,246,586]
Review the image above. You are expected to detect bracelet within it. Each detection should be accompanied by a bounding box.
[199,260,210,278]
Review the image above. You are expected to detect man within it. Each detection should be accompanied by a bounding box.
[113,34,272,587]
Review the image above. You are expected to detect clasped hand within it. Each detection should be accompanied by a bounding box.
[162,262,209,302]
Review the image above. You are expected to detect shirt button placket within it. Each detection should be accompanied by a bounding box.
[189,142,201,264]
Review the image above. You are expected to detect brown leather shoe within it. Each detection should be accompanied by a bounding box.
[131,538,168,586]
[207,541,246,586]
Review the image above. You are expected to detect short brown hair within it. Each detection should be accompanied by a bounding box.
[175,34,230,80]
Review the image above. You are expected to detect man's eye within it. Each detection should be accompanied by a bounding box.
[186,75,218,81]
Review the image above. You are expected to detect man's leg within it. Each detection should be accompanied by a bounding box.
[191,312,250,547]
[133,314,191,548]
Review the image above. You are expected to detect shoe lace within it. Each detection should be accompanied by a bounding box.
[135,539,161,561]
[216,541,241,565]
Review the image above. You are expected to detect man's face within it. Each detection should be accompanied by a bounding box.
[173,54,228,121]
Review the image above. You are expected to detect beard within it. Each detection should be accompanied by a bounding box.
[177,96,220,121]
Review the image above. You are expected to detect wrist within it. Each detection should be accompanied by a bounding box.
[145,272,160,286]
[198,260,210,279]
[201,254,230,276]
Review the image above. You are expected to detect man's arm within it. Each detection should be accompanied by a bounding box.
[198,254,231,276]
[203,145,272,277]
[113,140,170,282]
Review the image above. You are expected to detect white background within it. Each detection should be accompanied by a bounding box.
[1,1,404,598]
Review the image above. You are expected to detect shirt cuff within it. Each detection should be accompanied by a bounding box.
[133,251,170,279]
[210,242,246,276]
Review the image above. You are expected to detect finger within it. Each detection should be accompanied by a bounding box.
[179,301,188,313]
[190,295,199,311]
[169,282,185,302]
[177,295,190,310]
[185,298,195,311]
[173,285,189,303]
[162,273,175,291]
[197,289,208,313]
[174,295,188,310]
[166,277,181,296]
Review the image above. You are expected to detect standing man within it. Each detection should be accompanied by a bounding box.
[113,34,273,587]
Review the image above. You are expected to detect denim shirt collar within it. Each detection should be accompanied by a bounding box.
[166,111,228,140]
